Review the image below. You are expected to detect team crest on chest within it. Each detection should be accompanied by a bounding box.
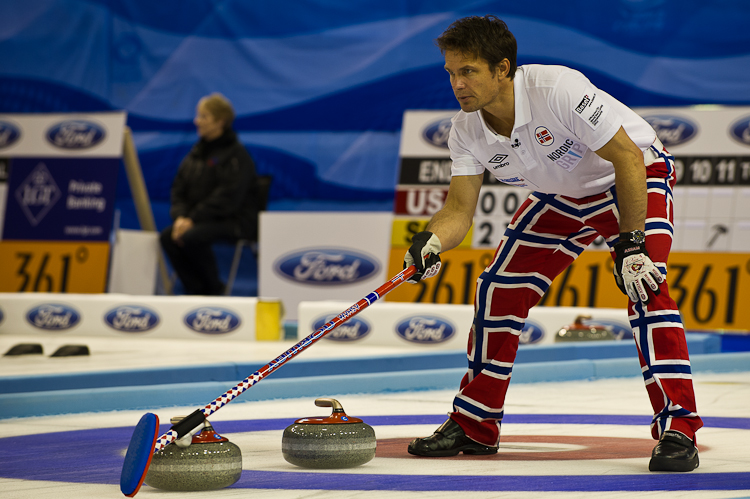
[535,126,554,146]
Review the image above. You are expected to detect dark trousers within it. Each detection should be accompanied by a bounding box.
[159,220,240,295]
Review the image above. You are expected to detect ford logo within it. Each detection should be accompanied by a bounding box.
[642,115,697,147]
[519,320,544,344]
[26,304,81,330]
[422,117,453,148]
[184,307,241,334]
[104,305,160,333]
[46,120,106,150]
[729,116,750,146]
[395,315,456,344]
[275,248,379,285]
[0,120,21,149]
[313,314,371,342]
[0,307,4,325]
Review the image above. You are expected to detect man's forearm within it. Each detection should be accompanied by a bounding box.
[613,158,648,234]
[426,207,473,252]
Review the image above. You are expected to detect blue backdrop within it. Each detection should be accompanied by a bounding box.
[2,0,750,230]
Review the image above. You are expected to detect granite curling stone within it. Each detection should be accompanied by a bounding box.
[144,417,242,491]
[282,398,376,469]
[555,315,617,342]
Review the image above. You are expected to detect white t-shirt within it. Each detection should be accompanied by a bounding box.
[449,64,657,198]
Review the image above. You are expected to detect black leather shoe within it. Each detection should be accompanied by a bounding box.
[649,430,699,472]
[408,419,498,457]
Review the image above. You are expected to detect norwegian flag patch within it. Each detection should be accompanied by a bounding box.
[535,126,554,146]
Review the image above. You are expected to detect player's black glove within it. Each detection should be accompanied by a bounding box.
[403,231,442,283]
[613,230,664,304]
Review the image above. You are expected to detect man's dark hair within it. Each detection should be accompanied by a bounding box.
[436,15,517,79]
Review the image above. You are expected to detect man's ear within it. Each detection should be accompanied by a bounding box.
[497,59,510,79]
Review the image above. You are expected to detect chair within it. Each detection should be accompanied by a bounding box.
[224,175,272,295]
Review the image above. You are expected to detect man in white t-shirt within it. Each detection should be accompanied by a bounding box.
[404,15,701,472]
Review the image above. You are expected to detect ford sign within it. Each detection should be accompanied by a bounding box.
[184,307,241,334]
[313,315,371,342]
[519,320,544,344]
[642,115,697,147]
[0,120,21,149]
[395,315,455,344]
[275,248,379,285]
[26,304,81,330]
[422,117,453,148]
[729,116,750,146]
[104,305,160,333]
[46,120,106,149]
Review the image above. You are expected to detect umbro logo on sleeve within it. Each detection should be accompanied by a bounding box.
[488,154,510,169]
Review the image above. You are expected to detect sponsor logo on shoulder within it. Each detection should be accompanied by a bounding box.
[26,304,81,330]
[642,115,698,147]
[535,126,554,146]
[184,307,241,334]
[488,154,509,169]
[575,94,591,114]
[104,305,160,332]
[275,248,379,285]
[519,320,545,344]
[729,116,750,146]
[46,120,106,150]
[395,315,455,344]
[422,117,453,148]
[314,315,371,342]
[0,120,21,149]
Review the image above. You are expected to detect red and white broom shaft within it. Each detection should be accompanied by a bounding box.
[154,265,417,452]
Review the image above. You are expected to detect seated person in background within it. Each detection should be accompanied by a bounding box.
[160,93,257,295]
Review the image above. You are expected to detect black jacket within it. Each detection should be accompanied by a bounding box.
[170,130,258,239]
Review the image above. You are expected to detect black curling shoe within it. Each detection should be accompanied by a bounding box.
[649,430,699,472]
[407,419,498,457]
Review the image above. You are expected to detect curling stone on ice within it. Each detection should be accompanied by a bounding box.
[144,416,242,491]
[555,315,617,342]
[282,398,376,469]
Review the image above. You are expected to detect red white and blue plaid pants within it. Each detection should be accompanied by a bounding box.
[451,145,703,446]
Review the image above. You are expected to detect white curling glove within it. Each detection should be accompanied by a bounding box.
[613,230,664,304]
[403,231,442,283]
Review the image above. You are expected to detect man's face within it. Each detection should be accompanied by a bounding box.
[444,50,504,113]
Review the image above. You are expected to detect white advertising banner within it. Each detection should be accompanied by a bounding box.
[259,212,392,320]
[0,112,127,158]
[298,301,631,349]
[0,293,272,341]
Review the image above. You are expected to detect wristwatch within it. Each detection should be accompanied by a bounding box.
[620,230,646,244]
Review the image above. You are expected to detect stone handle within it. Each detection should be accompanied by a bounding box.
[315,398,345,413]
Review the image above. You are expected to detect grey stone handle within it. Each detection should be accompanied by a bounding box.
[315,398,344,413]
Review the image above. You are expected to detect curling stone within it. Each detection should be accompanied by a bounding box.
[555,315,616,342]
[282,398,376,469]
[144,417,242,491]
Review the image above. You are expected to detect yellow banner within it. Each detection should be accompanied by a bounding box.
[391,218,473,248]
[387,249,750,331]
[0,241,110,293]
